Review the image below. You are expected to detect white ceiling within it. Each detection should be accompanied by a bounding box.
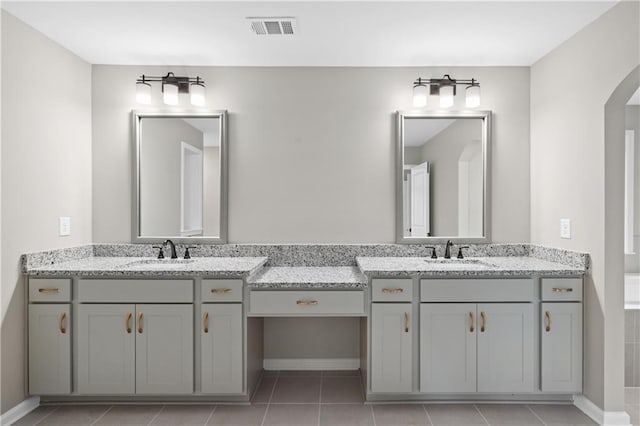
[182,118,220,147]
[1,1,618,66]
[627,87,640,106]
[404,118,455,147]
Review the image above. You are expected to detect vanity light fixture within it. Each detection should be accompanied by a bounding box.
[135,72,206,106]
[411,74,481,109]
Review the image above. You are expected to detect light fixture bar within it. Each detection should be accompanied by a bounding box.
[411,74,481,109]
[135,72,206,106]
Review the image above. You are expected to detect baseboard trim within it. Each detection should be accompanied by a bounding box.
[0,396,40,426]
[263,358,360,370]
[574,394,632,425]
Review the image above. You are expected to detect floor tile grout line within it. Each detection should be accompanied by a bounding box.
[146,404,165,426]
[260,373,279,426]
[526,404,548,426]
[473,404,491,426]
[422,403,435,426]
[317,374,323,426]
[203,405,217,426]
[32,405,61,426]
[370,404,378,426]
[89,405,113,426]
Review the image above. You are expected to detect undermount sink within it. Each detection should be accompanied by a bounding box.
[423,258,492,268]
[125,259,195,269]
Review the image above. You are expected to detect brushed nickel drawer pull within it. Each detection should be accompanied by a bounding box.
[59,312,67,334]
[39,288,60,294]
[126,312,132,334]
[137,312,144,334]
[211,288,232,294]
[480,311,486,332]
[545,310,552,332]
[203,312,209,333]
[469,311,475,333]
[296,300,318,306]
[404,312,410,333]
[552,287,573,293]
[382,288,403,294]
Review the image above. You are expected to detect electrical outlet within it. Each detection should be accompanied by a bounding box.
[58,217,71,236]
[560,218,571,239]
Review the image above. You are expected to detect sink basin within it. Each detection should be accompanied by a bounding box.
[423,258,491,269]
[125,259,195,269]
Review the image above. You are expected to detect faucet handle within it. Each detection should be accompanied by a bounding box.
[425,246,438,259]
[183,246,197,260]
[457,246,470,259]
[152,246,165,259]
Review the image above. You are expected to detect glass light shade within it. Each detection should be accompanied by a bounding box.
[466,84,481,108]
[412,84,428,108]
[190,83,206,106]
[439,85,454,108]
[163,83,179,105]
[136,82,152,104]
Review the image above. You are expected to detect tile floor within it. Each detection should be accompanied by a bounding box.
[12,372,638,426]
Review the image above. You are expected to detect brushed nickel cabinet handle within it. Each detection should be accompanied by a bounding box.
[211,288,232,294]
[59,312,67,334]
[552,287,573,293]
[296,300,318,306]
[203,312,209,333]
[39,288,60,294]
[126,312,132,334]
[382,288,403,294]
[137,312,143,334]
[404,312,410,333]
[480,311,486,333]
[545,310,552,332]
[469,311,475,333]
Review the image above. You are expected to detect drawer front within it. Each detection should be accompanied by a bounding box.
[421,278,534,302]
[249,291,365,316]
[541,278,583,301]
[201,279,243,302]
[29,279,71,302]
[372,279,413,302]
[77,279,193,303]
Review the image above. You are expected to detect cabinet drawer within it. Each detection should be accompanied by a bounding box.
[202,279,243,302]
[541,278,582,301]
[421,278,534,302]
[77,279,193,303]
[249,291,365,316]
[372,279,413,302]
[29,279,71,302]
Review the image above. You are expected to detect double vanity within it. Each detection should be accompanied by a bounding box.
[23,244,586,405]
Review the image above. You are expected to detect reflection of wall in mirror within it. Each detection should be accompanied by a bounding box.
[140,118,203,236]
[413,119,483,237]
[203,147,220,236]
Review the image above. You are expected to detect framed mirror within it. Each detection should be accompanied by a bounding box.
[396,110,491,243]
[132,110,228,243]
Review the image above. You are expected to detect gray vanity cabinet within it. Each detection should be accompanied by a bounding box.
[28,304,71,395]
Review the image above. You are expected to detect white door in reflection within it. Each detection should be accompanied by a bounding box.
[181,142,203,236]
[410,162,430,237]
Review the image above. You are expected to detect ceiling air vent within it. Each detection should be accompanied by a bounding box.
[247,17,297,36]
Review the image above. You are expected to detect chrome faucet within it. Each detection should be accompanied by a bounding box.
[163,239,178,259]
[444,240,454,259]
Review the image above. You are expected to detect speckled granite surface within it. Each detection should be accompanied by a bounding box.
[355,256,586,277]
[21,245,94,271]
[247,267,367,289]
[26,256,268,278]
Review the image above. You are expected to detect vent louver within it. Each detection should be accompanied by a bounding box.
[247,17,297,36]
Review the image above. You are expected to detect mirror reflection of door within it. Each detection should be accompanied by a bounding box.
[403,162,430,237]
[181,142,203,236]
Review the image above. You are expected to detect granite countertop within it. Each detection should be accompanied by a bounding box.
[356,256,586,277]
[247,266,368,289]
[25,256,269,278]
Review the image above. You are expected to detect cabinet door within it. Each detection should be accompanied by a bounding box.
[29,304,71,394]
[541,303,582,392]
[135,304,193,394]
[371,303,413,393]
[77,304,135,394]
[420,303,476,393]
[477,303,534,393]
[201,304,243,394]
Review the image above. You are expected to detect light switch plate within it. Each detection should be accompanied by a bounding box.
[58,217,71,236]
[560,218,571,239]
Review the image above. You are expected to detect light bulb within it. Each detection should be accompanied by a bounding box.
[136,81,151,104]
[190,83,206,106]
[466,84,481,108]
[412,84,428,108]
[163,83,179,105]
[439,85,454,108]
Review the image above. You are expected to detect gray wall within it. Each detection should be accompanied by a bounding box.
[1,11,92,413]
[531,1,639,412]
[140,118,203,236]
[92,65,531,244]
[625,106,640,273]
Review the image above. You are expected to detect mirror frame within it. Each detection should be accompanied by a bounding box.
[396,110,492,244]
[132,110,228,244]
